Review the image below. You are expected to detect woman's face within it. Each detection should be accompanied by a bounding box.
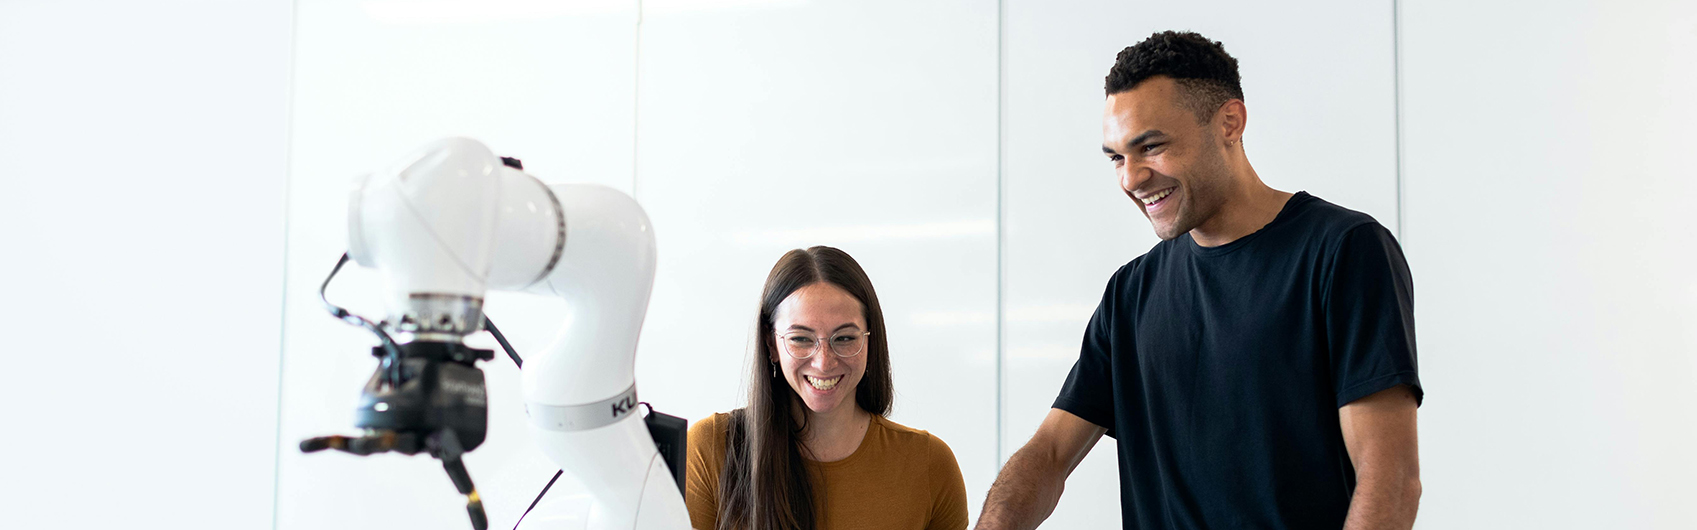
[769,282,869,416]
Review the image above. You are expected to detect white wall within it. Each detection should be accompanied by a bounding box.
[1400,1,1697,528]
[0,1,291,528]
[633,0,1001,522]
[11,1,1688,529]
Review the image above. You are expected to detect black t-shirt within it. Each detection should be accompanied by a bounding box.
[1053,192,1421,530]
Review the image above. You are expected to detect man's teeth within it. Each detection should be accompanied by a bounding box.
[1141,188,1175,205]
[804,375,842,390]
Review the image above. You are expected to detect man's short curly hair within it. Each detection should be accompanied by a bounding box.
[1106,31,1243,123]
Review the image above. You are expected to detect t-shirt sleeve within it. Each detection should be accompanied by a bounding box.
[1326,223,1423,408]
[1052,270,1124,436]
[685,413,725,530]
[924,433,969,530]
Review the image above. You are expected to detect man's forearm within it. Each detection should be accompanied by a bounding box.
[1337,385,1422,530]
[1341,474,1420,530]
[974,445,1068,530]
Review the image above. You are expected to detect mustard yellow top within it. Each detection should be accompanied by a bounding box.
[685,412,969,530]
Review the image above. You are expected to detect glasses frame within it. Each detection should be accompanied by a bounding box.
[774,330,873,360]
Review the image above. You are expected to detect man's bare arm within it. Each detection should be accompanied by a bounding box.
[1339,384,1422,530]
[974,408,1107,530]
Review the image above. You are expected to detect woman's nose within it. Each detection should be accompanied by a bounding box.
[810,349,840,371]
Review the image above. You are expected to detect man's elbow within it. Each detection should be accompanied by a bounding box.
[1381,467,1421,506]
[1394,459,1422,504]
[1404,475,1422,508]
[1358,468,1421,510]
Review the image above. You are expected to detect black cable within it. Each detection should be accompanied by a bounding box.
[514,470,563,530]
[320,252,404,384]
[483,318,522,368]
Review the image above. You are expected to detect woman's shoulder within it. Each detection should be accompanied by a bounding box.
[868,415,966,504]
[872,414,928,439]
[684,411,735,530]
[689,411,733,435]
[687,411,737,458]
[871,415,958,460]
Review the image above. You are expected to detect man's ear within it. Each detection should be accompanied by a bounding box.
[1216,99,1248,146]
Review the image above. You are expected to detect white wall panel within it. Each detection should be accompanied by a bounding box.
[271,2,1697,529]
[0,1,290,528]
[1000,1,1399,526]
[632,0,1001,524]
[1400,1,1697,528]
[276,2,639,528]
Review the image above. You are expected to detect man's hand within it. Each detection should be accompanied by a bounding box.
[974,408,1107,530]
[1339,384,1422,530]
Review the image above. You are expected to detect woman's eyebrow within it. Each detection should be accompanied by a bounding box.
[786,323,862,332]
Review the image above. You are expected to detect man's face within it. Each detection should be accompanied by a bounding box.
[1102,77,1232,240]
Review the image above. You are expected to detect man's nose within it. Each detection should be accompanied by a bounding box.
[1120,165,1151,194]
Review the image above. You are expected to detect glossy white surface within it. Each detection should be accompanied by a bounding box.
[487,166,565,290]
[277,1,641,528]
[632,0,1002,524]
[522,416,691,530]
[999,1,1399,526]
[350,137,504,307]
[1400,2,1697,528]
[522,183,657,407]
[0,1,291,528]
[336,133,682,527]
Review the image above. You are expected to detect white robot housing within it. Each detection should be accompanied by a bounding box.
[314,137,691,530]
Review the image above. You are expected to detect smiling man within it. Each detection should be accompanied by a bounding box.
[975,32,1423,530]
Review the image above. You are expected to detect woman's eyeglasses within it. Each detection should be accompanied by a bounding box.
[775,330,871,359]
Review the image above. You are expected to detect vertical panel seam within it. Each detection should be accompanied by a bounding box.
[272,1,301,529]
[994,0,1007,474]
[633,0,644,197]
[1393,0,1405,241]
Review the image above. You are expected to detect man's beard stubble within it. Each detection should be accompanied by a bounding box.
[1160,141,1234,241]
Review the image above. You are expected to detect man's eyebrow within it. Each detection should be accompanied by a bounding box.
[1104,130,1167,154]
[1124,129,1166,150]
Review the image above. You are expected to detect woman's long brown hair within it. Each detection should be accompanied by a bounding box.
[716,246,893,530]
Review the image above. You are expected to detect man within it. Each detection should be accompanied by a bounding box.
[976,31,1422,530]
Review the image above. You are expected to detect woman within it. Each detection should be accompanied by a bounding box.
[685,246,969,530]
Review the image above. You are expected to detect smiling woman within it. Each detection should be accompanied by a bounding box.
[684,246,969,530]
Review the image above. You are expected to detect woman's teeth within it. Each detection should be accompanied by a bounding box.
[804,375,842,390]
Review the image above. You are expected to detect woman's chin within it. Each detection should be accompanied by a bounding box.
[799,386,853,414]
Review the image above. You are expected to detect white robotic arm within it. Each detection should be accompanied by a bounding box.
[315,137,690,530]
